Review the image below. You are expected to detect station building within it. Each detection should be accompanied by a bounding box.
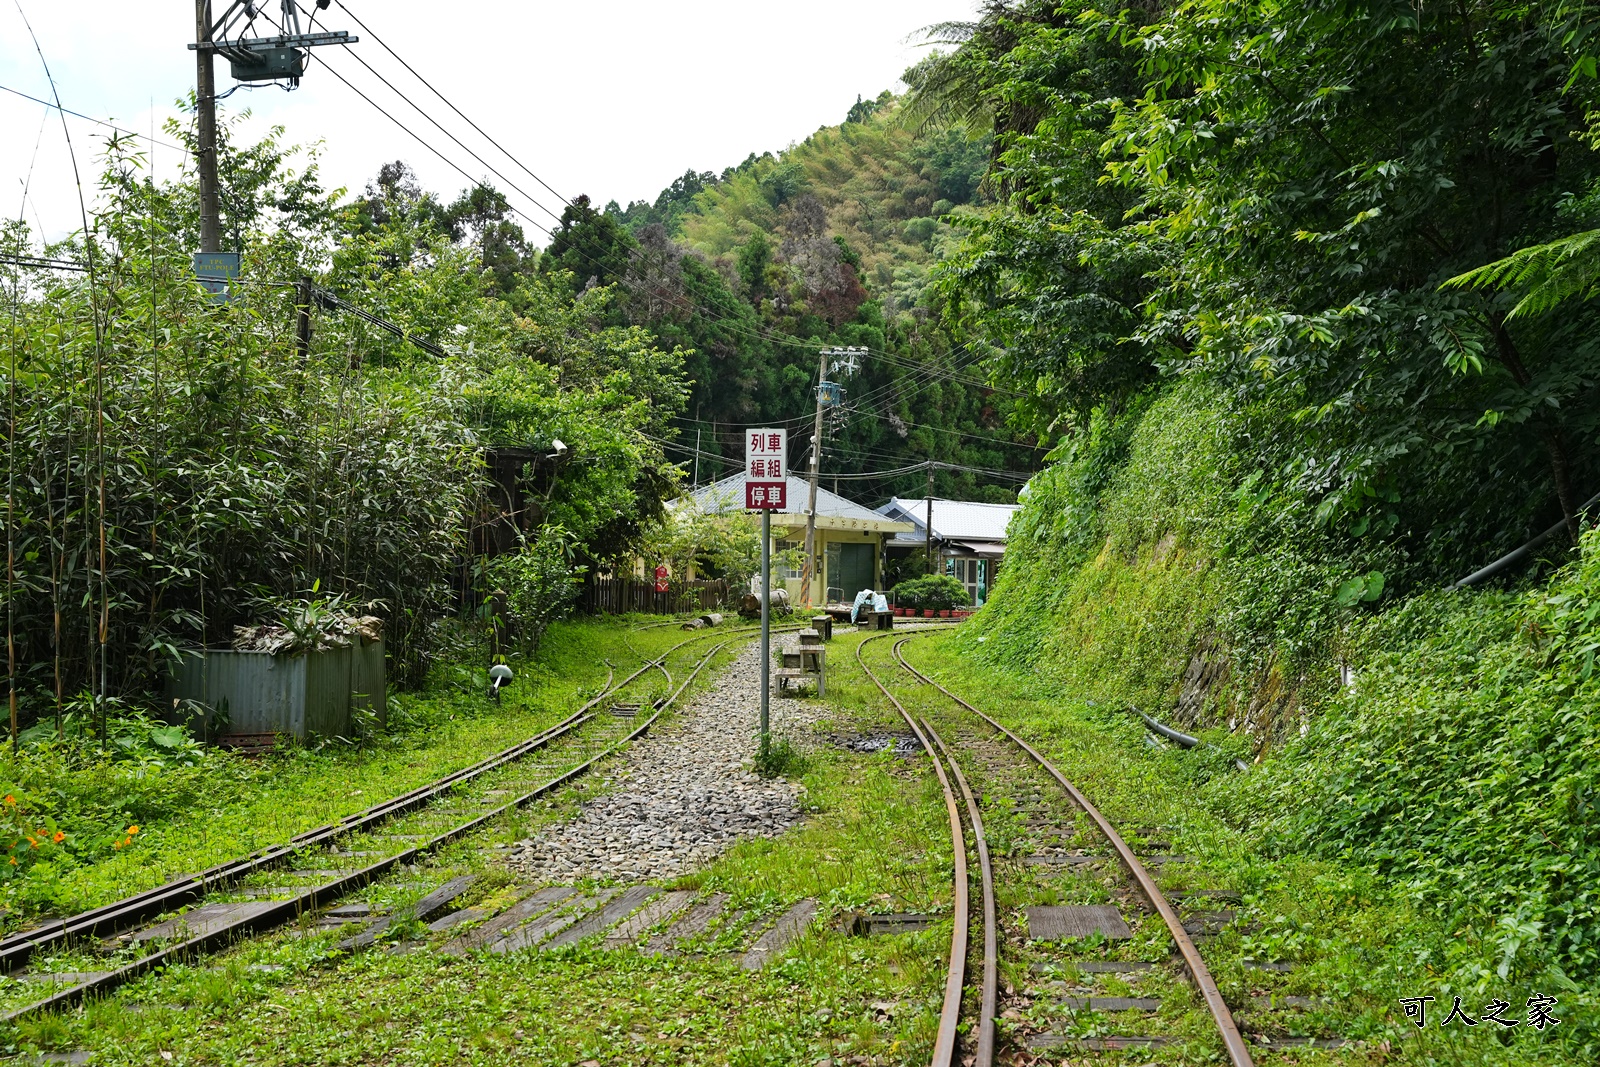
[874,497,1022,605]
[684,473,914,607]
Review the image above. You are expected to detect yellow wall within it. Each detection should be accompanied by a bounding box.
[773,527,884,606]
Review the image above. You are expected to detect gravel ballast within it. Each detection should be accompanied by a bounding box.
[507,638,811,883]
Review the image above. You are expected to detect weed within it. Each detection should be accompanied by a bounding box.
[753,737,808,779]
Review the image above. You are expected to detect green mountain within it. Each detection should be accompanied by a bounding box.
[570,94,1031,504]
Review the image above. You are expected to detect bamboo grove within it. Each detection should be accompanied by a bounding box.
[2,118,688,736]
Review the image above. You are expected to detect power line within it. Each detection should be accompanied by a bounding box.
[321,35,568,226]
[237,6,1048,447]
[0,82,188,153]
[329,0,571,208]
[0,252,89,272]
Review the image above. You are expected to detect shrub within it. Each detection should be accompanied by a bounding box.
[482,527,585,655]
[892,574,969,612]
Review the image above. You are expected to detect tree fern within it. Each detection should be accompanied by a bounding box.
[1444,228,1600,319]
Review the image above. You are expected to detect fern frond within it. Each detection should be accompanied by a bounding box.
[1443,228,1600,319]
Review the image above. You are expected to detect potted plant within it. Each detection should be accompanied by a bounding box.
[891,575,971,620]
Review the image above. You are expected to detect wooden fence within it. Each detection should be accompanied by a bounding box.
[580,577,731,616]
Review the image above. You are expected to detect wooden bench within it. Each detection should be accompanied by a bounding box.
[776,647,826,697]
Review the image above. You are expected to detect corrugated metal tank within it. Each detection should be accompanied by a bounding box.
[166,637,385,742]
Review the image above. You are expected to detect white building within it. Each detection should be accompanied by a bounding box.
[875,497,1022,605]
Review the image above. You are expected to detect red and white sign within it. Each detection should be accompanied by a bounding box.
[745,481,787,510]
[745,427,787,510]
[654,565,670,593]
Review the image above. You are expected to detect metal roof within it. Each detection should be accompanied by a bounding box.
[681,474,914,534]
[877,497,1022,546]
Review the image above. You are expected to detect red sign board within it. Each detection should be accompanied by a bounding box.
[654,565,670,593]
[745,481,786,510]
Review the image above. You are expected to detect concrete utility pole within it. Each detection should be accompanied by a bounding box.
[195,0,221,254]
[801,347,828,605]
[926,462,936,573]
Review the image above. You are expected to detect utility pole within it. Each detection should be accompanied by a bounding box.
[190,2,356,264]
[800,346,863,604]
[195,0,221,254]
[801,349,828,606]
[926,462,936,574]
[295,276,313,364]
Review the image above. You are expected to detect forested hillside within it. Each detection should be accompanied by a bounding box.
[910,0,1600,1045]
[590,94,1035,502]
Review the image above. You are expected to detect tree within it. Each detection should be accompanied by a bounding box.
[444,184,534,296]
[540,194,634,291]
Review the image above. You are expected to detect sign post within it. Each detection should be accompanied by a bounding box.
[745,428,787,755]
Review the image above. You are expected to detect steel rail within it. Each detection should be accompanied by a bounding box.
[5,635,745,1021]
[0,623,767,973]
[0,662,633,972]
[856,633,968,1067]
[890,640,1256,1067]
[894,637,997,1067]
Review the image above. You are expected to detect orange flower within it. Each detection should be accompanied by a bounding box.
[2,795,14,806]
[51,831,64,843]
[113,841,123,850]
[7,857,14,865]
[127,825,140,835]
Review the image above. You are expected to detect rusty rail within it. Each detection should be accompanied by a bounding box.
[890,638,1256,1067]
[897,639,998,1067]
[0,624,774,979]
[4,633,749,1021]
[855,633,968,1067]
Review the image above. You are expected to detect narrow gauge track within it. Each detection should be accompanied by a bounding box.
[855,633,1255,1067]
[2,622,789,1021]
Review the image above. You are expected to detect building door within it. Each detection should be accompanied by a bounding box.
[828,542,876,601]
[950,558,982,604]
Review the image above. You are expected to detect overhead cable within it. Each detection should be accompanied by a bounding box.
[0,82,188,153]
[308,283,448,358]
[329,0,572,207]
[0,252,89,272]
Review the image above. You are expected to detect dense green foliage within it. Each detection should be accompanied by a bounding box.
[0,619,682,922]
[915,0,1600,1027]
[595,99,1040,503]
[1,114,684,721]
[889,574,968,612]
[1250,546,1600,984]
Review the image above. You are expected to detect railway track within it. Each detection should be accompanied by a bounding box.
[0,622,788,1022]
[857,631,1265,1067]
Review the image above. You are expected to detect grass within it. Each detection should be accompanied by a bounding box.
[6,626,960,1065]
[12,622,1587,1064]
[0,618,724,924]
[893,629,1595,1067]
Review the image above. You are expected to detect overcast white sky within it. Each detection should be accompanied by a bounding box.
[1,1,976,246]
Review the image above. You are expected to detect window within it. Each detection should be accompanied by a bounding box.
[947,558,983,605]
[776,540,802,579]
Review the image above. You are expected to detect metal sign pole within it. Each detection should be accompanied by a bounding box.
[760,507,771,755]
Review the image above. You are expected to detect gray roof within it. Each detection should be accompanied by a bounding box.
[682,474,913,532]
[878,497,1021,546]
